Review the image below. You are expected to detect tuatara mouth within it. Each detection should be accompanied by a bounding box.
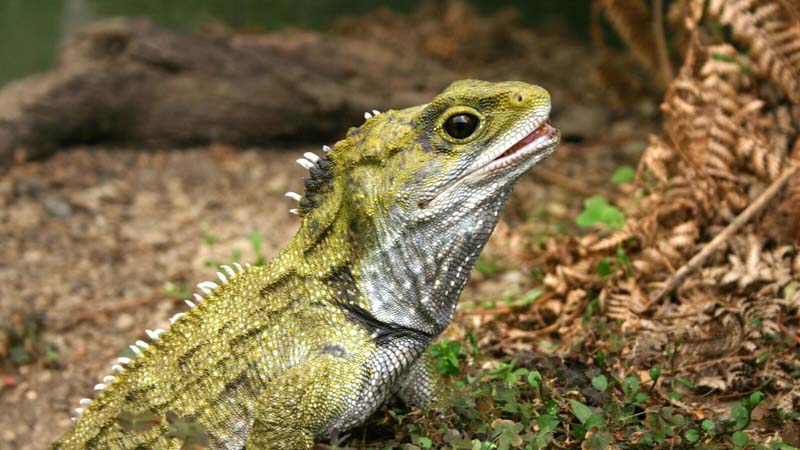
[419,121,559,210]
[469,120,560,178]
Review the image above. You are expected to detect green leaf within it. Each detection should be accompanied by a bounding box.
[749,391,765,407]
[649,367,661,381]
[675,377,695,389]
[575,196,626,230]
[621,376,640,397]
[513,289,542,308]
[732,404,750,430]
[685,429,699,443]
[701,419,716,432]
[568,399,593,424]
[536,414,559,433]
[595,351,606,368]
[417,437,432,449]
[475,258,497,278]
[585,413,604,429]
[731,431,750,447]
[611,165,636,184]
[492,419,523,449]
[428,340,462,376]
[250,230,266,266]
[591,374,608,392]
[595,258,614,277]
[583,430,613,450]
[527,371,542,389]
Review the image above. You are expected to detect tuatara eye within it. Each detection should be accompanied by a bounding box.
[444,113,479,140]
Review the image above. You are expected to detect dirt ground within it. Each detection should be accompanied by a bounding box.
[0,117,648,448]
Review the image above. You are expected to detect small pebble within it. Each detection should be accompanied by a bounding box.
[115,313,135,331]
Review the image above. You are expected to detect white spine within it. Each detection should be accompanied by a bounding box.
[169,312,185,324]
[296,159,315,170]
[221,265,236,277]
[303,152,320,163]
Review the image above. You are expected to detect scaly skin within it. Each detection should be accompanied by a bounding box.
[51,79,560,450]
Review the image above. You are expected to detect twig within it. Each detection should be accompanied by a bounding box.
[779,322,800,346]
[651,163,799,303]
[653,0,674,85]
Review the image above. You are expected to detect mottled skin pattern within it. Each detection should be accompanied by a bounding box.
[51,80,559,450]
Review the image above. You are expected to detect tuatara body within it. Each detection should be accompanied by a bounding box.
[52,79,560,449]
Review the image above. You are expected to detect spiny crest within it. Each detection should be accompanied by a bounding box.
[285,109,384,217]
[286,149,335,216]
[69,263,248,422]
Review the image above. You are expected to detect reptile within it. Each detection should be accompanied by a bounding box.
[51,79,560,450]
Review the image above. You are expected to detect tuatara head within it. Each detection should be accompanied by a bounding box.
[290,79,559,333]
[314,79,558,228]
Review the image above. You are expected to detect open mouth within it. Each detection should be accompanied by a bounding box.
[466,121,560,178]
[495,121,557,162]
[420,121,560,210]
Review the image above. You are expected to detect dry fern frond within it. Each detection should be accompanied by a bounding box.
[529,0,799,410]
[708,0,800,105]
[786,141,800,237]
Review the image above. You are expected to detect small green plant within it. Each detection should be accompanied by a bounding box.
[594,245,633,278]
[575,196,626,230]
[611,165,636,184]
[474,258,498,278]
[356,329,800,450]
[428,339,464,376]
[0,311,59,369]
[250,230,267,266]
[162,281,191,299]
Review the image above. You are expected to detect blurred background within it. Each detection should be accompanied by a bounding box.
[2,0,799,448]
[0,0,590,87]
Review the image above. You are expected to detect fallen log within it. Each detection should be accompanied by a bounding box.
[0,18,453,165]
